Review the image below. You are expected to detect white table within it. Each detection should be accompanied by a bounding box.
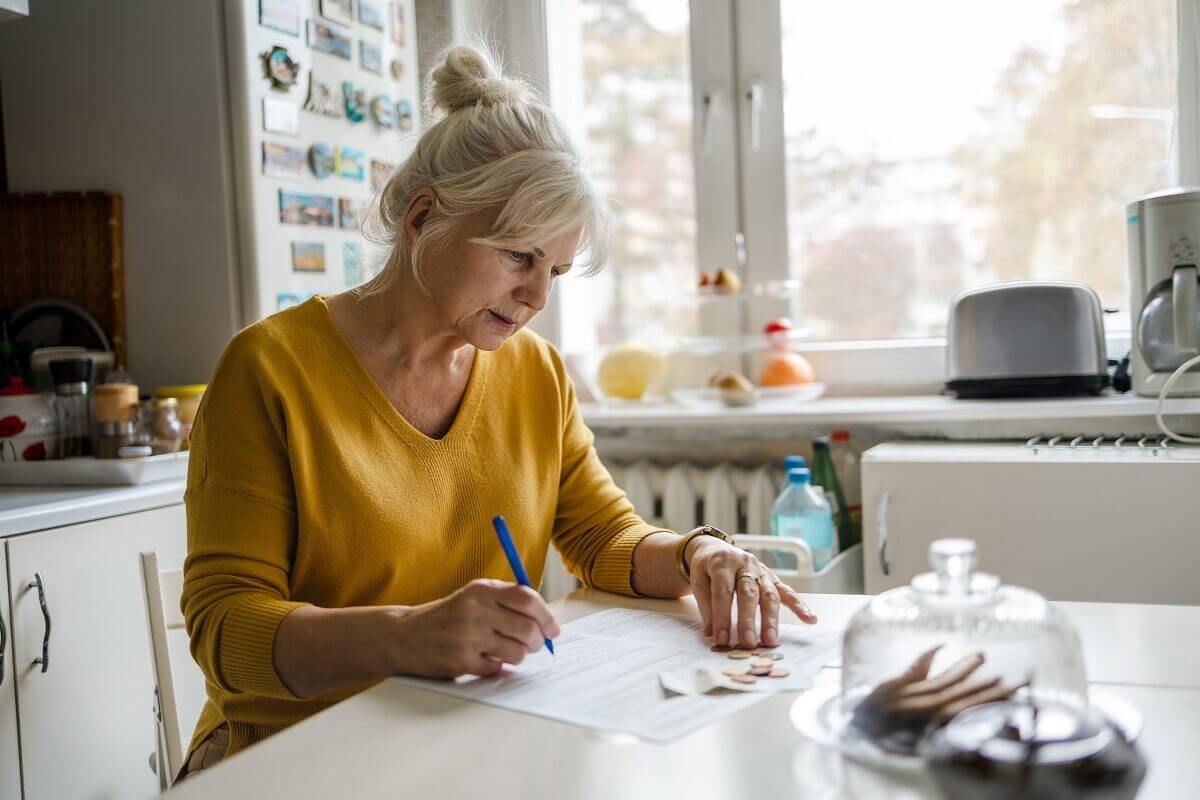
[166,590,1200,799]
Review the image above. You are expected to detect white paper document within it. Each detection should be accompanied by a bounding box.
[390,608,840,743]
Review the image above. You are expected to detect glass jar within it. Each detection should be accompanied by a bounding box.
[838,538,1087,755]
[95,420,138,459]
[49,357,94,458]
[137,398,182,454]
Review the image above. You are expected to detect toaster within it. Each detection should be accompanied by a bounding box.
[945,281,1110,398]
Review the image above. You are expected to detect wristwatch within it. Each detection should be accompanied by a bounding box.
[674,525,736,582]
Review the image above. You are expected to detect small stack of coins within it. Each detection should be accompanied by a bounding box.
[712,646,790,685]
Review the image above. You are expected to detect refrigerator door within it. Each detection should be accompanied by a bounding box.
[862,442,1200,604]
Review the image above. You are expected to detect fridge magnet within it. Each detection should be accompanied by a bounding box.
[338,197,367,228]
[370,94,396,128]
[369,159,393,191]
[303,71,344,118]
[277,292,305,310]
[319,0,353,27]
[370,159,394,192]
[308,143,336,178]
[389,2,406,45]
[336,147,366,180]
[389,58,405,80]
[262,141,306,178]
[396,99,414,132]
[359,0,385,30]
[260,46,300,90]
[344,242,365,285]
[263,97,301,135]
[307,19,351,60]
[292,242,326,272]
[360,40,383,74]
[259,0,300,36]
[343,81,367,123]
[279,189,335,226]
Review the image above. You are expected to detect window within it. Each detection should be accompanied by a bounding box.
[555,0,702,355]
[545,0,1196,380]
[777,0,1176,340]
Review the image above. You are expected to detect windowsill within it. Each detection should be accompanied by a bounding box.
[580,392,1200,431]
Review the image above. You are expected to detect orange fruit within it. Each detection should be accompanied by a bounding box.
[759,352,815,386]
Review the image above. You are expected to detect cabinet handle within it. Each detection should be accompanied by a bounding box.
[0,597,6,684]
[29,573,50,673]
[876,491,891,576]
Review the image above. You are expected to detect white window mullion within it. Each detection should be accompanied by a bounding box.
[1176,0,1200,185]
[730,0,791,347]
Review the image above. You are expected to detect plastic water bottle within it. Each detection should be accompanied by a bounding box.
[770,467,837,572]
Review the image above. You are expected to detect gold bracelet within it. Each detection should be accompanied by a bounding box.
[674,525,735,582]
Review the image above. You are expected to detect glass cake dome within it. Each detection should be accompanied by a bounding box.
[838,538,1088,754]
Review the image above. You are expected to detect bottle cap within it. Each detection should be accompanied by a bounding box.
[784,455,807,470]
[832,430,850,443]
[787,467,812,484]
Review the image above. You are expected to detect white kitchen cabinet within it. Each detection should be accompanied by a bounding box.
[7,504,187,800]
[861,442,1200,604]
[0,545,21,800]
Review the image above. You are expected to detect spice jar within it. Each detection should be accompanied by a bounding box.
[95,420,138,458]
[154,384,205,448]
[93,383,139,458]
[137,398,182,454]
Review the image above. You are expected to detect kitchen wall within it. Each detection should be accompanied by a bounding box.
[0,0,243,389]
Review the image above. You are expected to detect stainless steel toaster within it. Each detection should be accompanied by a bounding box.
[945,281,1109,398]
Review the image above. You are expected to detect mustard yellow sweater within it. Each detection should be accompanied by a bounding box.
[182,296,663,761]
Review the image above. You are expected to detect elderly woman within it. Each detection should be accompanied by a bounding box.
[178,45,816,779]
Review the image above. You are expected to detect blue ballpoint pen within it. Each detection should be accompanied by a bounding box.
[491,514,555,655]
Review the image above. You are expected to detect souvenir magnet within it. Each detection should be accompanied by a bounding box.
[308,143,336,178]
[291,242,326,272]
[262,141,306,178]
[360,41,383,74]
[259,0,301,36]
[389,2,406,45]
[261,46,300,90]
[343,81,367,123]
[344,242,365,286]
[371,95,396,128]
[319,0,353,26]
[307,19,351,59]
[358,0,385,31]
[303,71,344,118]
[279,189,335,226]
[336,147,365,180]
[396,99,414,132]
[263,97,301,135]
[370,160,394,193]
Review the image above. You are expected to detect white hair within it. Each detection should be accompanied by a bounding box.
[359,44,611,295]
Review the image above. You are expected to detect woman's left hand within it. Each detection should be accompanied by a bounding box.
[686,538,818,649]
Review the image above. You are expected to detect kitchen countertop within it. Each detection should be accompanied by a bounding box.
[166,589,1200,800]
[0,479,186,538]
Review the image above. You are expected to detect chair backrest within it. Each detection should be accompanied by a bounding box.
[140,551,207,788]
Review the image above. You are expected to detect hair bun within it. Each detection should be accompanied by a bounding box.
[430,45,533,114]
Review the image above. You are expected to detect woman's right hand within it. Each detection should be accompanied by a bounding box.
[390,579,560,679]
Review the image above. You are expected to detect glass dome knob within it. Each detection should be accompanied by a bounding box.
[931,538,977,593]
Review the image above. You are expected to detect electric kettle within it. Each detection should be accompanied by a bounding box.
[1127,187,1200,396]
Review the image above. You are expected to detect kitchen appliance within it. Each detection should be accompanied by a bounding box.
[945,281,1109,398]
[862,440,1200,605]
[1128,187,1200,397]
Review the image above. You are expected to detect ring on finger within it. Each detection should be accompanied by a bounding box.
[736,572,758,584]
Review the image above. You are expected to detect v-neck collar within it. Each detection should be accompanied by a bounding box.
[308,296,491,448]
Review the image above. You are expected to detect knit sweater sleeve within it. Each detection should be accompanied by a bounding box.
[545,345,670,596]
[181,326,307,700]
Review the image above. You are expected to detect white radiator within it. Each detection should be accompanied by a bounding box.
[540,460,786,601]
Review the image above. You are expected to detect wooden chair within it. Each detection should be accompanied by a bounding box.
[139,552,207,790]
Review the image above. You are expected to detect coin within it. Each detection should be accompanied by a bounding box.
[769,653,784,661]
[768,667,790,678]
[722,667,749,677]
[727,650,752,660]
[730,674,757,684]
[751,657,774,668]
[749,666,772,676]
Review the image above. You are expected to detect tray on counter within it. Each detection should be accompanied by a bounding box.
[0,451,189,486]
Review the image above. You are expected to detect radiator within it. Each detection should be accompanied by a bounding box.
[539,460,787,601]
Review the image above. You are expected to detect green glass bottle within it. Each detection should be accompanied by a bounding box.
[810,436,858,551]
